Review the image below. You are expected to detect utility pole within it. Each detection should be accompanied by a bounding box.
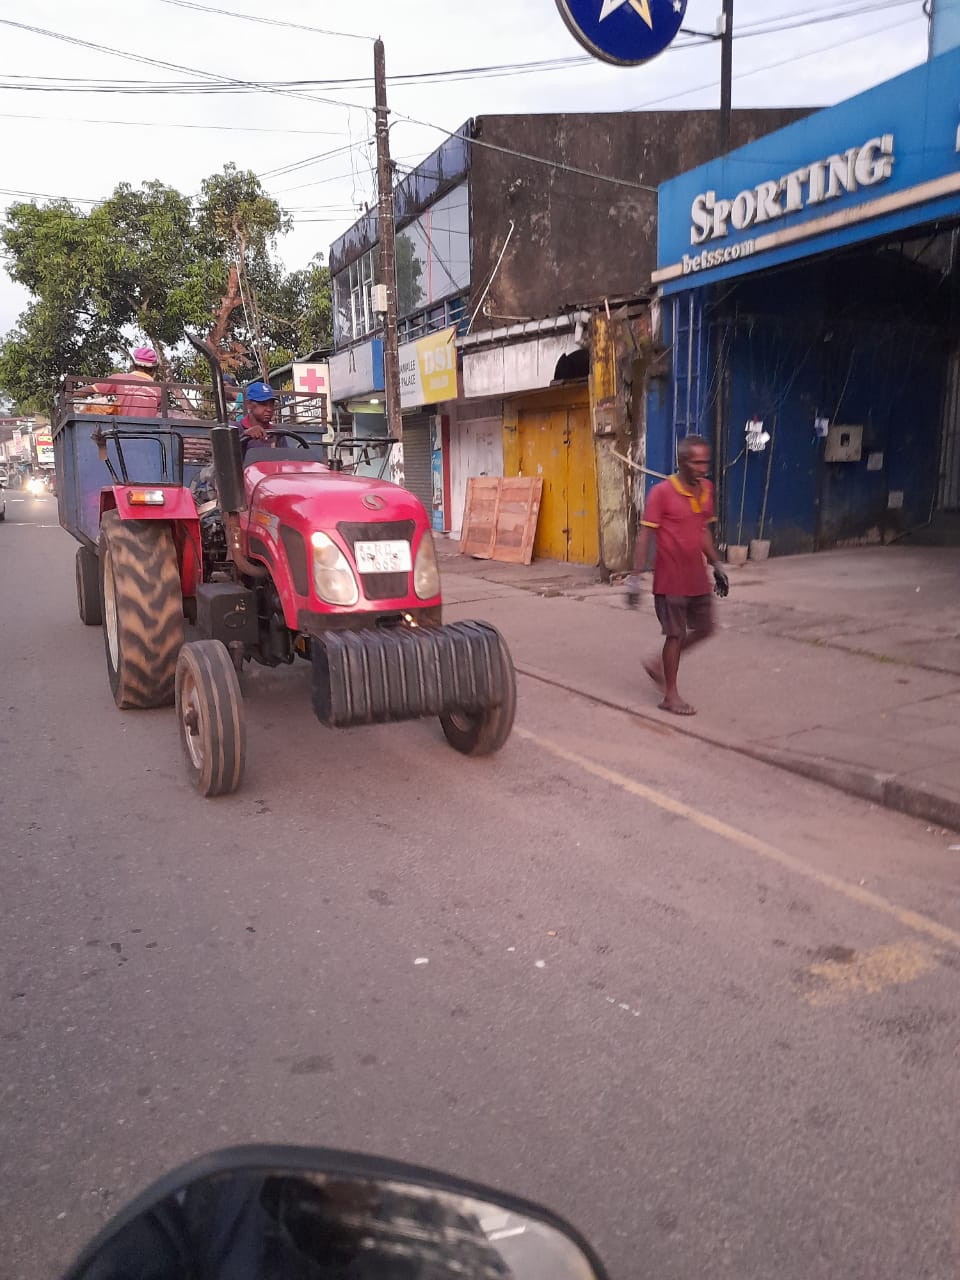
[374,38,402,442]
[718,0,734,154]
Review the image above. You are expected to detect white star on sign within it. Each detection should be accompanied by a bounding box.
[599,0,653,28]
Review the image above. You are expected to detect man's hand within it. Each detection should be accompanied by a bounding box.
[712,565,729,598]
[624,573,645,609]
[244,423,269,442]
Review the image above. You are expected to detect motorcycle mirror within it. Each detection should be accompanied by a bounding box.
[62,1145,608,1280]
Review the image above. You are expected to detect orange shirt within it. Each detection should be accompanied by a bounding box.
[641,474,715,597]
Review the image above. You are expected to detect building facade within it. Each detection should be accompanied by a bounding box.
[652,49,960,556]
[328,108,806,568]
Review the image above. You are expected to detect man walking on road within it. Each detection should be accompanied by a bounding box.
[626,435,728,716]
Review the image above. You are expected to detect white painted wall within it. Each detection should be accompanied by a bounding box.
[448,402,504,537]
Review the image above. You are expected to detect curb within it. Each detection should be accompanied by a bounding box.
[514,662,960,833]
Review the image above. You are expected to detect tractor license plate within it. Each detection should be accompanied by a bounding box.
[354,539,412,574]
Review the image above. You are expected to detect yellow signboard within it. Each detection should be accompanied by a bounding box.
[399,326,458,408]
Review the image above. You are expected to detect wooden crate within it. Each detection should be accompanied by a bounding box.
[459,476,543,565]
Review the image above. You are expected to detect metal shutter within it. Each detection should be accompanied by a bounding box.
[402,414,434,516]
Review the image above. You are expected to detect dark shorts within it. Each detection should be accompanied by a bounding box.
[654,594,714,640]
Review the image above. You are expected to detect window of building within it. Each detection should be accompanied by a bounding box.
[333,245,380,346]
[396,182,470,318]
[332,181,470,348]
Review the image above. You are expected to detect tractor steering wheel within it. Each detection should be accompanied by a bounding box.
[266,429,313,449]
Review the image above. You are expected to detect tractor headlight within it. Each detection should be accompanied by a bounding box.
[413,531,441,600]
[310,531,359,607]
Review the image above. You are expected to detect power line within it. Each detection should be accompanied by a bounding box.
[0,55,603,95]
[383,4,922,197]
[0,17,372,114]
[0,109,348,135]
[0,186,99,205]
[256,141,368,181]
[0,1,917,103]
[628,9,919,110]
[735,0,917,38]
[155,0,375,41]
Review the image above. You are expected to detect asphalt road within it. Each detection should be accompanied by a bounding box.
[2,497,959,1280]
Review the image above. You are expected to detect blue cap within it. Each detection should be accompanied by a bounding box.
[244,380,276,403]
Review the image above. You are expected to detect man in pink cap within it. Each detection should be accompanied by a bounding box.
[82,346,163,417]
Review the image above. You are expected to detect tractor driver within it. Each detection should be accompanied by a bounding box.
[238,381,277,456]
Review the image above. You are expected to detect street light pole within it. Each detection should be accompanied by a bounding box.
[718,0,734,154]
[374,38,402,442]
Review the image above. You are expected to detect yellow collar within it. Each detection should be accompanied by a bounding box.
[669,472,705,513]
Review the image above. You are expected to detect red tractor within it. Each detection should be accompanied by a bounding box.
[55,340,515,795]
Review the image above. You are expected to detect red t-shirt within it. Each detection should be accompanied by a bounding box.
[641,474,715,597]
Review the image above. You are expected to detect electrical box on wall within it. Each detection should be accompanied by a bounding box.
[593,399,618,437]
[825,423,863,462]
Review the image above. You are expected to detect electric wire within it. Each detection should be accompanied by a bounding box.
[155,0,376,40]
[625,10,921,108]
[0,110,349,136]
[0,17,373,115]
[0,0,919,99]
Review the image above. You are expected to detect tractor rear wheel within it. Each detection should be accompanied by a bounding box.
[98,511,184,709]
[439,633,517,756]
[76,544,102,626]
[175,640,246,797]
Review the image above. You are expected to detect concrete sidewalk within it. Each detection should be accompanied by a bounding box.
[436,540,960,832]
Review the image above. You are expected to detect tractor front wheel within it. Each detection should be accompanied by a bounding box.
[99,511,184,708]
[175,640,246,797]
[439,634,517,756]
[76,544,101,626]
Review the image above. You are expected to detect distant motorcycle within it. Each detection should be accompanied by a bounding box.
[26,473,54,497]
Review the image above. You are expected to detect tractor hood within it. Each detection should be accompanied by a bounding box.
[243,460,431,534]
[239,459,441,629]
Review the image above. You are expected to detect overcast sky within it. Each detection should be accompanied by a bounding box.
[0,0,931,338]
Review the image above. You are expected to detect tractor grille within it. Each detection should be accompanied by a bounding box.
[337,519,416,602]
[279,524,309,596]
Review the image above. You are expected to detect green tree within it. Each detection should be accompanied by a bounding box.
[0,164,331,402]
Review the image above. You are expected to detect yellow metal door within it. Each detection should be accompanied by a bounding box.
[564,402,599,564]
[516,392,598,564]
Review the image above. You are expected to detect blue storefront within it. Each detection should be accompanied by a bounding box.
[652,48,960,554]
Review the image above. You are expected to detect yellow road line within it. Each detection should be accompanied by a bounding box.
[516,727,960,952]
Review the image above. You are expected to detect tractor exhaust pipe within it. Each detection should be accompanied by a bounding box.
[187,332,229,426]
[186,331,245,513]
[222,512,267,579]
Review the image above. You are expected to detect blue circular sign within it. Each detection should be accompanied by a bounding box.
[556,0,687,67]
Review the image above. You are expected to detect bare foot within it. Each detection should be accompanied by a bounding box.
[643,659,665,690]
[659,694,696,716]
